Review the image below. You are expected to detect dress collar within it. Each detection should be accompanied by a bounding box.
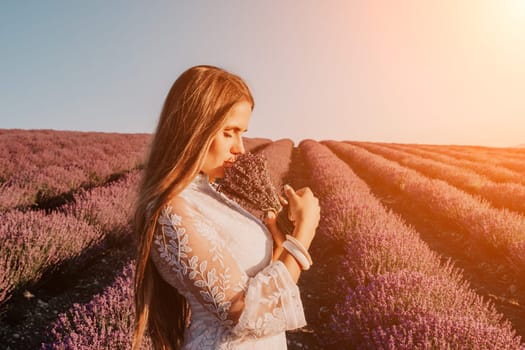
[189,171,232,199]
[187,171,216,192]
[184,171,271,236]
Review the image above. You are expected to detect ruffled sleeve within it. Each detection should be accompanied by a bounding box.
[149,197,306,339]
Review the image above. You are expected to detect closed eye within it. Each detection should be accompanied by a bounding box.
[223,132,233,138]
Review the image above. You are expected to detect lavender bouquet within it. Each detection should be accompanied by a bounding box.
[214,152,294,236]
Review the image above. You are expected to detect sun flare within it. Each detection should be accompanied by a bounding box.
[498,0,525,27]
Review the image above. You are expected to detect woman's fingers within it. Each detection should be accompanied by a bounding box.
[283,185,318,225]
[283,184,299,202]
[294,186,313,197]
[264,211,285,245]
[278,194,288,206]
[283,185,298,222]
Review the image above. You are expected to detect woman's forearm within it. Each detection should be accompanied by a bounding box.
[272,243,285,262]
[270,218,286,262]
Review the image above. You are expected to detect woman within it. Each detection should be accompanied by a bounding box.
[132,65,320,349]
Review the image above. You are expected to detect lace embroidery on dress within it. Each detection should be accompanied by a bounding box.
[151,200,306,346]
[156,206,245,327]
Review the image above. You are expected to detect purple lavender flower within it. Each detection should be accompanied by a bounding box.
[216,151,294,235]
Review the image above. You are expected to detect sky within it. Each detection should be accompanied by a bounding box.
[1,1,524,147]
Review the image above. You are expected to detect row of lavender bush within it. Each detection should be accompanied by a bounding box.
[328,141,525,273]
[416,144,525,165]
[41,260,152,350]
[299,140,523,349]
[0,133,269,212]
[386,142,525,186]
[258,138,294,192]
[0,130,150,211]
[419,145,525,174]
[396,142,525,162]
[242,136,273,153]
[353,141,525,215]
[0,209,101,305]
[0,170,141,305]
[40,140,292,348]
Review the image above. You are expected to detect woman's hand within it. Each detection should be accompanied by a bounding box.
[263,194,289,261]
[271,185,320,281]
[282,184,320,246]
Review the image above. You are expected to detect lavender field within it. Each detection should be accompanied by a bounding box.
[1,130,524,349]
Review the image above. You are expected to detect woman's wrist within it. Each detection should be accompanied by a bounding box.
[272,243,284,262]
[285,234,313,266]
[282,240,311,270]
[291,221,315,250]
[274,230,286,246]
[277,250,302,284]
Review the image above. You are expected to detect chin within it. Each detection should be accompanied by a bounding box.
[212,167,226,180]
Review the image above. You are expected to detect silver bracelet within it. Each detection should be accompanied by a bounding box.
[282,240,311,270]
[285,234,313,266]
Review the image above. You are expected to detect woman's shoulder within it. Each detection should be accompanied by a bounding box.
[155,197,203,239]
[160,194,203,221]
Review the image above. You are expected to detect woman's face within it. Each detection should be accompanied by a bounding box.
[200,100,252,182]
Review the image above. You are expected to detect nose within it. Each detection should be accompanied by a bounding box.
[232,136,245,155]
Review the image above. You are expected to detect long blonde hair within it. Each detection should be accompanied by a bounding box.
[132,65,254,350]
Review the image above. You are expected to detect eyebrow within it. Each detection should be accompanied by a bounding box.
[224,127,248,132]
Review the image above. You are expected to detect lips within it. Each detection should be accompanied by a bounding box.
[224,161,234,168]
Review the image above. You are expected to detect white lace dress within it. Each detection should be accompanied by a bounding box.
[149,172,307,349]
